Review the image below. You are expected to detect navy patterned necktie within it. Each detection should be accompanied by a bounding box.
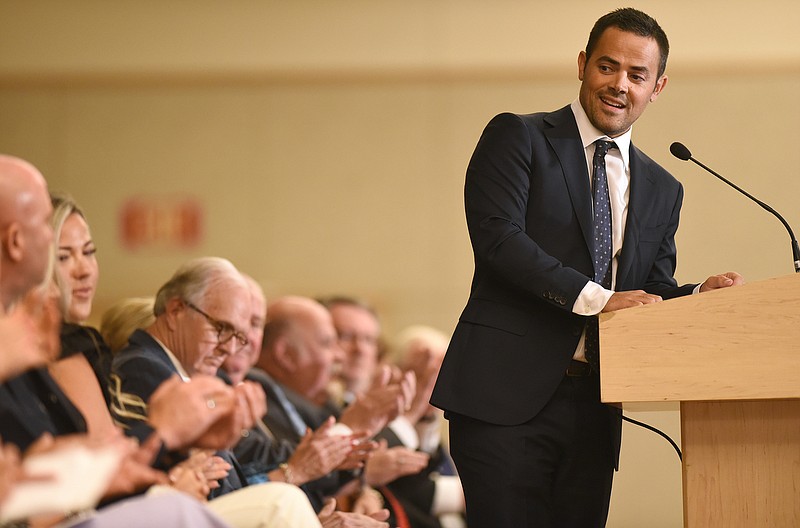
[585,139,616,370]
[592,139,615,289]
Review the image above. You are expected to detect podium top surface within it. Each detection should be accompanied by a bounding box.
[599,274,800,403]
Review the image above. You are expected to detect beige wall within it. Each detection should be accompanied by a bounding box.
[2,1,799,526]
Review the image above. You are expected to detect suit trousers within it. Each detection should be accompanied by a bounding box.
[448,373,615,528]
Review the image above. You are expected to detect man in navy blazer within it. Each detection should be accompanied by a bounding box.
[430,8,742,528]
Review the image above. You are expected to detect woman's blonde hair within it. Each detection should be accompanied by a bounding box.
[99,296,156,353]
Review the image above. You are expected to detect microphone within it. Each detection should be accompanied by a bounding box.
[670,141,800,274]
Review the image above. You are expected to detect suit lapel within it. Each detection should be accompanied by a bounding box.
[616,145,657,288]
[543,107,595,254]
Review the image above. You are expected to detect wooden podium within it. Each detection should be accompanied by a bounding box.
[599,274,800,527]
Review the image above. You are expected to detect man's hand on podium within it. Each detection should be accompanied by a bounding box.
[699,272,745,293]
[602,290,662,312]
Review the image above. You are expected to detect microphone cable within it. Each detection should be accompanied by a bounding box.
[619,411,682,462]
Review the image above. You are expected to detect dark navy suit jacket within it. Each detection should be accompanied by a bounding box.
[0,368,87,451]
[111,329,246,497]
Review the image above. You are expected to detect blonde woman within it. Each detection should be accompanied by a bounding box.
[46,192,117,439]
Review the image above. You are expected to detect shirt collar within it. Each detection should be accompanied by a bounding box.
[570,99,632,171]
[150,333,191,382]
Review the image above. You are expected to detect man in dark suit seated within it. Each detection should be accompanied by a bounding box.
[323,297,466,528]
[219,275,373,495]
[248,295,415,520]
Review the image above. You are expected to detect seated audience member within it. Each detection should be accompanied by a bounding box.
[322,295,429,467]
[221,279,394,524]
[0,278,61,382]
[105,260,268,476]
[250,296,415,521]
[46,192,117,438]
[386,325,466,528]
[324,297,463,528]
[219,275,264,387]
[109,256,260,452]
[0,162,94,454]
[221,274,369,489]
[320,296,384,407]
[255,296,414,440]
[100,296,156,353]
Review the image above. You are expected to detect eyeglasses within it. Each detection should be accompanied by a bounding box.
[185,301,249,347]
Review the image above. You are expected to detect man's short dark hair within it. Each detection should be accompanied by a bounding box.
[585,8,669,78]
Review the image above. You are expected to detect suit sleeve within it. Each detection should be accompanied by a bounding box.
[465,113,590,309]
[109,353,174,431]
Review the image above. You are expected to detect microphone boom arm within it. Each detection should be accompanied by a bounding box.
[686,156,800,274]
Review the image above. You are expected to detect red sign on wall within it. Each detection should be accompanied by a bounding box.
[119,195,204,251]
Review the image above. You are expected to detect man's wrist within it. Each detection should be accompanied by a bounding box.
[279,462,294,485]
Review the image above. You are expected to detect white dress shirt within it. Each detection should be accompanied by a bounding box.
[568,99,632,360]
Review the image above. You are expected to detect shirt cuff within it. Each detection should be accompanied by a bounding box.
[572,281,614,315]
[415,418,442,454]
[387,416,419,450]
[431,475,465,515]
[327,422,354,437]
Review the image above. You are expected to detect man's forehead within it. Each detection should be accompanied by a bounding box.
[206,282,249,316]
[251,295,267,321]
[590,29,661,68]
[333,306,379,334]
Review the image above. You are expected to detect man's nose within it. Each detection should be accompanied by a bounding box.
[216,339,238,358]
[611,72,629,93]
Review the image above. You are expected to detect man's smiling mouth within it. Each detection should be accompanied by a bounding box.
[600,97,625,109]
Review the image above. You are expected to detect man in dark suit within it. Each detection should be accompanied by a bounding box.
[252,295,414,522]
[110,256,263,496]
[430,8,742,528]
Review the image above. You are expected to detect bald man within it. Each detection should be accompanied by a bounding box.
[0,155,54,312]
[255,296,412,440]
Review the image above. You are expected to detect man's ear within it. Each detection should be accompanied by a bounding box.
[577,51,588,81]
[163,297,184,330]
[3,223,24,263]
[272,336,297,373]
[650,75,668,102]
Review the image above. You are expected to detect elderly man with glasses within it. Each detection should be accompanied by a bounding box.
[111,256,253,405]
[110,257,265,494]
